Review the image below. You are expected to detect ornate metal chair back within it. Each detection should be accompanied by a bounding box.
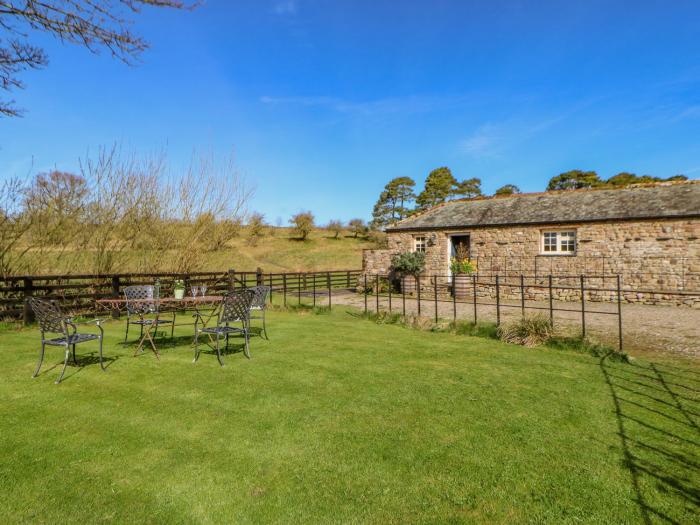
[28,297,66,334]
[123,285,157,315]
[220,289,254,324]
[250,285,270,309]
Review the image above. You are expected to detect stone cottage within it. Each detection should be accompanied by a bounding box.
[363,181,700,299]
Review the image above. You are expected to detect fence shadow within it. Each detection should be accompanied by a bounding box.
[600,354,700,524]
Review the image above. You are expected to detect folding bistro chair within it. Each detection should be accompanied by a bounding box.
[249,285,271,339]
[193,289,253,366]
[123,285,175,359]
[28,297,105,384]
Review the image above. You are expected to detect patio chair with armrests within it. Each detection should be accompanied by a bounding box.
[28,297,105,384]
[123,285,175,359]
[193,289,253,367]
[249,285,270,339]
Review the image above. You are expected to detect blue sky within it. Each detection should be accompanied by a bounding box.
[1,0,699,223]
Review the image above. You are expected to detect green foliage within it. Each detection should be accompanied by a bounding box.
[416,167,482,209]
[172,279,185,291]
[497,315,554,347]
[370,177,416,228]
[450,321,500,339]
[390,251,425,276]
[547,170,603,191]
[606,172,688,187]
[415,167,456,209]
[452,177,482,199]
[494,184,520,196]
[547,336,629,362]
[547,170,688,192]
[289,211,315,240]
[449,257,476,275]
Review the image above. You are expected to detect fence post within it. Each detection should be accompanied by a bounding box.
[520,274,525,317]
[388,278,392,313]
[327,272,332,309]
[298,273,302,305]
[256,267,263,286]
[617,274,623,352]
[548,274,554,328]
[364,274,368,313]
[402,279,406,317]
[268,274,273,304]
[433,275,438,323]
[472,274,477,324]
[496,275,501,326]
[23,277,34,325]
[580,275,586,339]
[375,274,380,313]
[313,273,317,308]
[227,269,236,292]
[111,275,121,319]
[452,278,457,323]
[417,275,421,316]
[283,273,287,306]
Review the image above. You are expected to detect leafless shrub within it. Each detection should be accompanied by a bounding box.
[0,178,33,277]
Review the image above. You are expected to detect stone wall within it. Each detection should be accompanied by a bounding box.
[362,218,700,306]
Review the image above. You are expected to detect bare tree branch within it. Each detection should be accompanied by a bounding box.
[0,0,195,116]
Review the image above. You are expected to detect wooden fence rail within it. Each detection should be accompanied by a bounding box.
[0,268,362,324]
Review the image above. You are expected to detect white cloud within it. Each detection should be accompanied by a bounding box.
[272,0,297,15]
[459,124,502,158]
[259,94,474,117]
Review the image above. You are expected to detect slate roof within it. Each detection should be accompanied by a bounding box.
[386,181,700,231]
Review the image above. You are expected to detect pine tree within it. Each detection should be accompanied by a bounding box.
[371,177,416,227]
[415,167,456,209]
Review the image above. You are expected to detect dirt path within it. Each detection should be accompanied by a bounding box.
[328,291,700,358]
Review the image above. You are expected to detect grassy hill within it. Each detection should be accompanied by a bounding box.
[18,228,378,275]
[192,229,377,273]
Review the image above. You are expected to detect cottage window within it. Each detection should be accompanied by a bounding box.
[541,230,576,254]
[414,236,427,253]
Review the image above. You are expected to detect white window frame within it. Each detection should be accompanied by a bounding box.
[540,230,577,255]
[413,235,427,253]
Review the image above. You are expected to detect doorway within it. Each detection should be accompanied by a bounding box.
[448,234,471,280]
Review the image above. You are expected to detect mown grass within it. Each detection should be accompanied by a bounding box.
[1,308,698,523]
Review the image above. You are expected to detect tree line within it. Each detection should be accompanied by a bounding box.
[370,167,689,227]
[0,149,380,278]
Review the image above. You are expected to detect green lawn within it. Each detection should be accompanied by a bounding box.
[1,308,698,524]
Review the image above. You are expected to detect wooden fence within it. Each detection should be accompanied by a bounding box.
[0,268,362,324]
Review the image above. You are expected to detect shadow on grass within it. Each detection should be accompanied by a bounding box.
[34,351,118,382]
[600,353,700,525]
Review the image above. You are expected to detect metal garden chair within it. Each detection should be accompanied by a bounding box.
[28,297,105,384]
[123,285,175,359]
[193,289,253,366]
[249,285,270,339]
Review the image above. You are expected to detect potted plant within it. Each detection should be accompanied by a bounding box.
[173,279,186,300]
[450,244,477,300]
[391,252,425,295]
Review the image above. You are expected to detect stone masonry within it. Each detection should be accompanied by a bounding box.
[363,218,700,306]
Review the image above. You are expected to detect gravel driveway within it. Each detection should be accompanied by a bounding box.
[328,291,700,358]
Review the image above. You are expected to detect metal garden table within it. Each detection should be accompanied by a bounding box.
[95,296,224,356]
